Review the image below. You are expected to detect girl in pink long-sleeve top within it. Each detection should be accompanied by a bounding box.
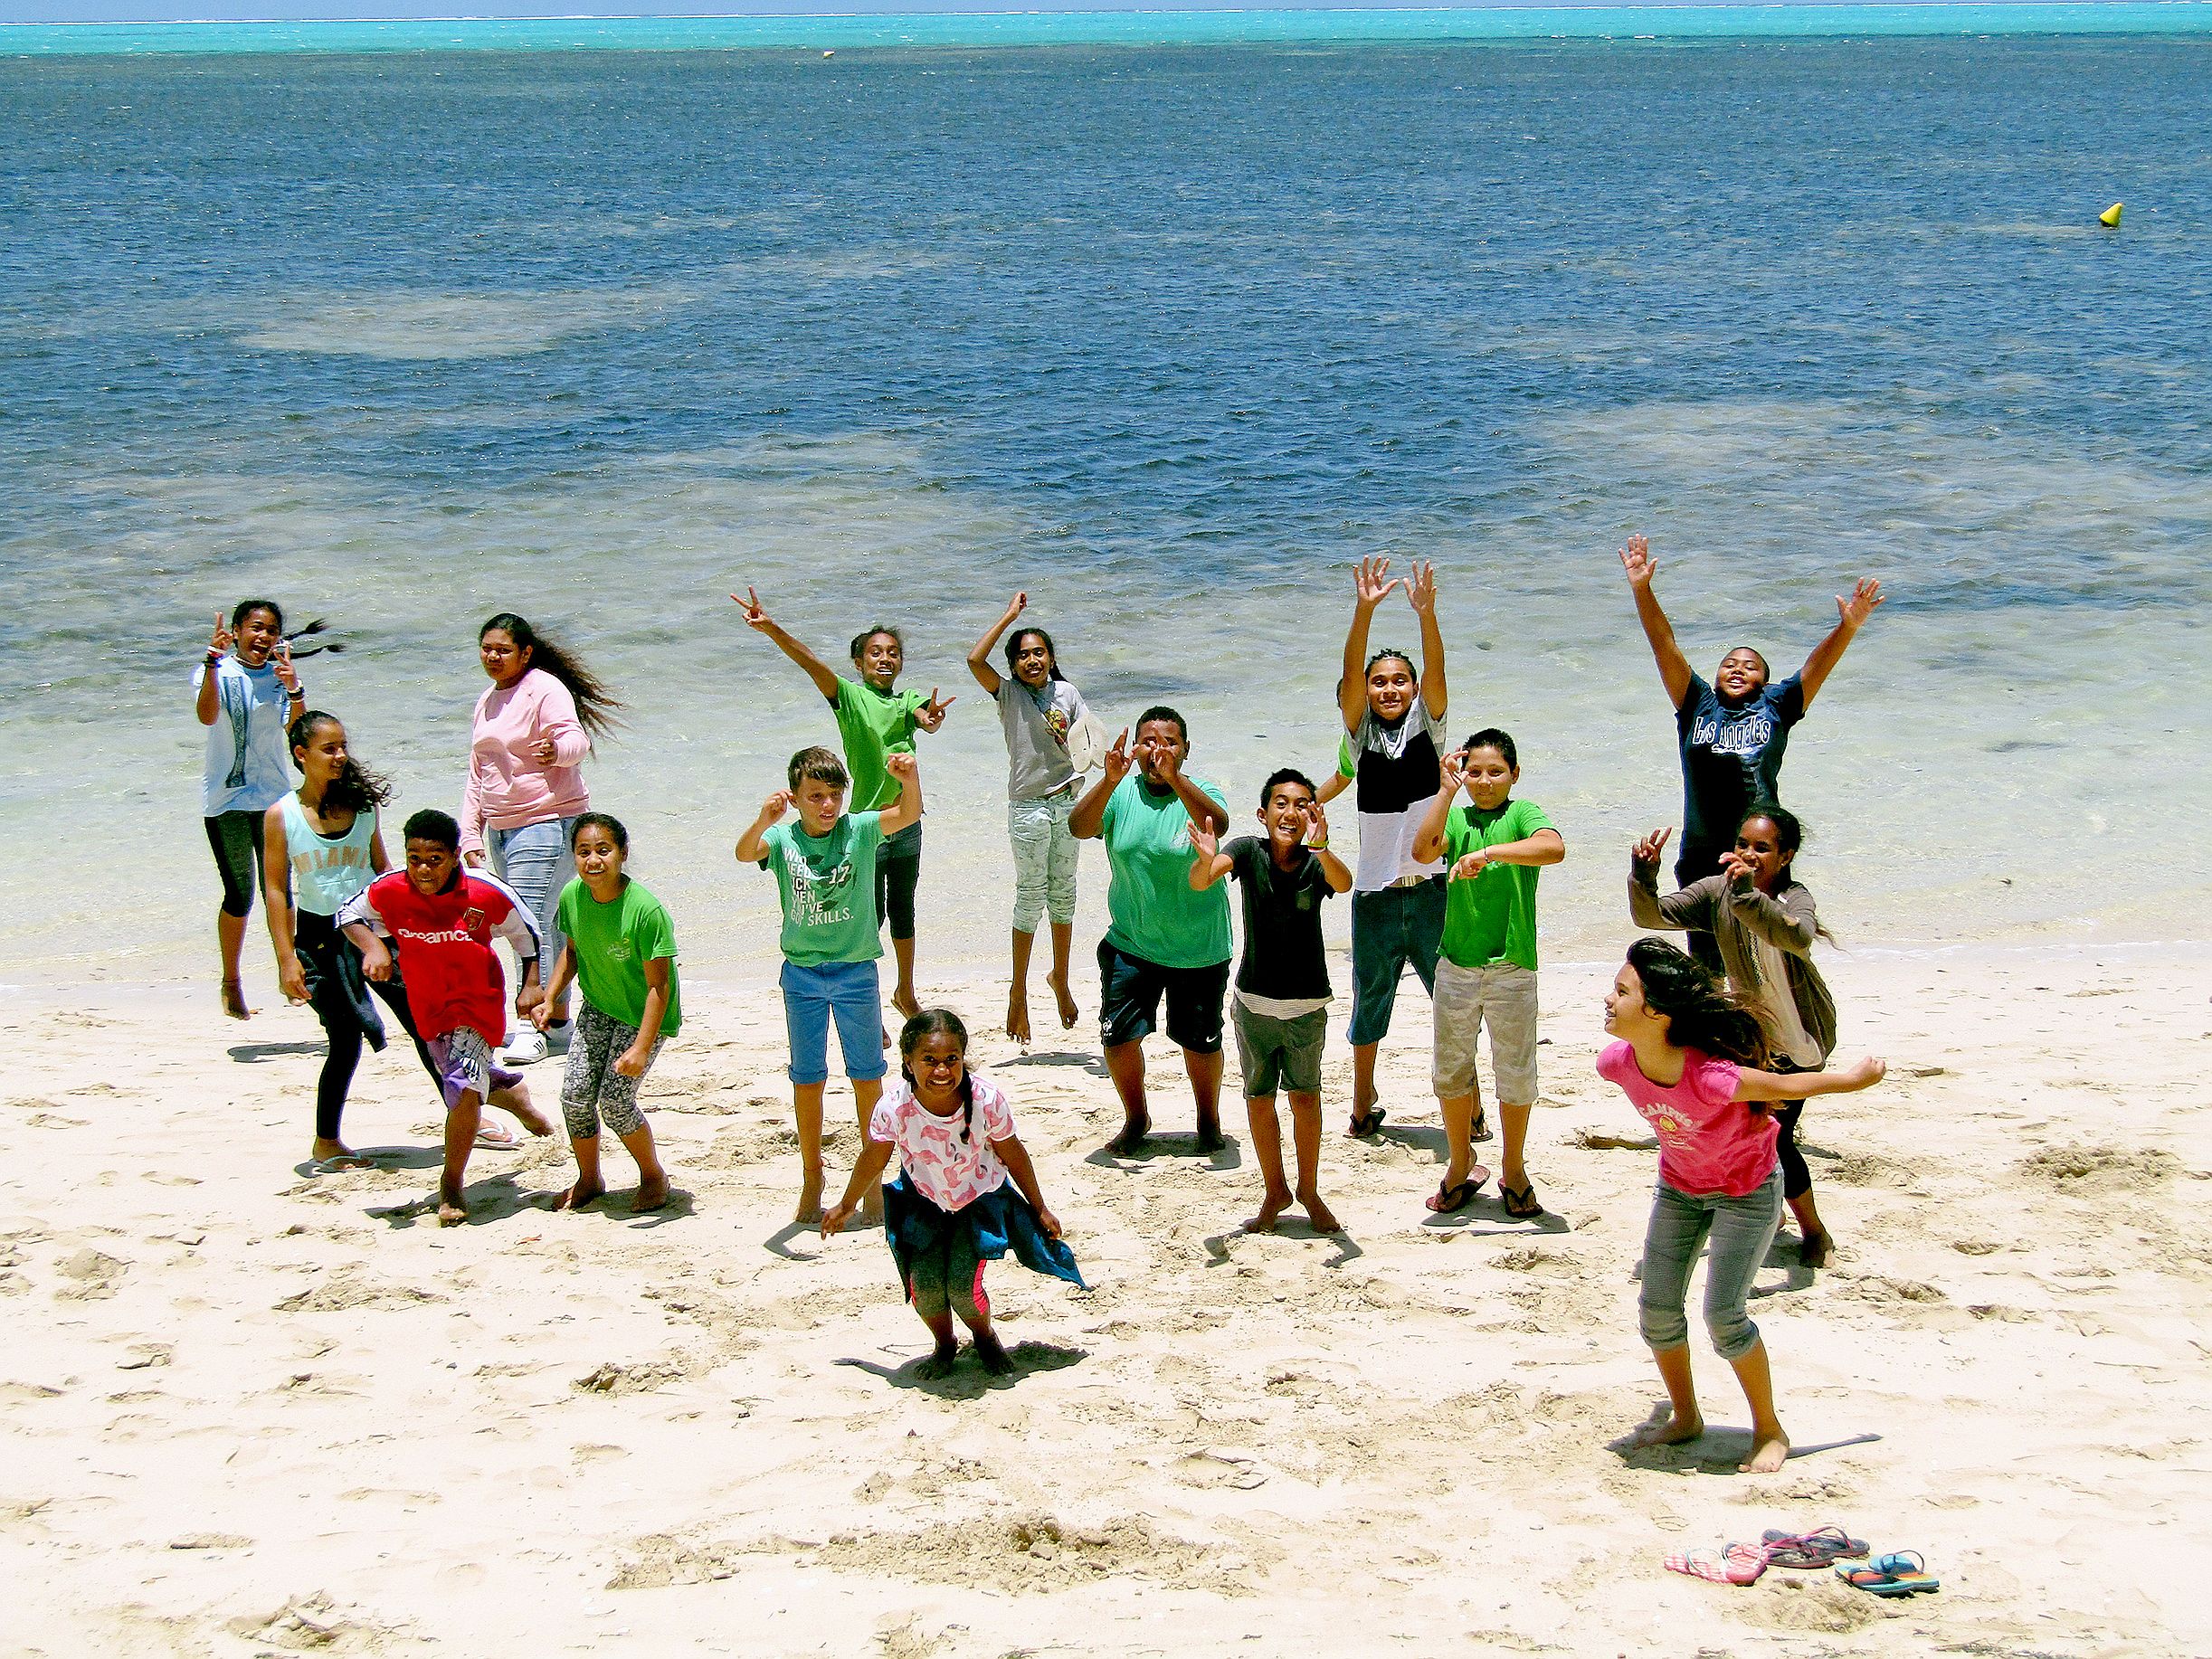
[461,612,622,1071]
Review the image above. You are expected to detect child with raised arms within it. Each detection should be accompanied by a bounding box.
[1336,558,1449,1139]
[822,1010,1082,1379]
[1630,807,1841,1266]
[1599,936,1884,1473]
[735,745,923,1221]
[734,591,953,1021]
[966,592,1096,1044]
[194,600,307,1018]
[1409,729,1565,1218]
[1189,769,1352,1232]
[262,711,439,1171]
[533,813,679,1214]
[339,810,554,1225]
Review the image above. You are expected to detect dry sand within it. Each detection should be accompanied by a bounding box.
[4,946,2208,1657]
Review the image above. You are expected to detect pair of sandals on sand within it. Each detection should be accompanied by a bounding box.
[1349,1104,1543,1219]
[1666,1527,1941,1596]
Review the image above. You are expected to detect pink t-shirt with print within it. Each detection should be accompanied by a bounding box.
[870,1075,1016,1212]
[1595,1040,1777,1198]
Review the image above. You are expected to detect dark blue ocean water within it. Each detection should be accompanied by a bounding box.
[3,27,2208,968]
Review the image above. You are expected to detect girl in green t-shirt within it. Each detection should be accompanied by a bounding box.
[535,813,678,1214]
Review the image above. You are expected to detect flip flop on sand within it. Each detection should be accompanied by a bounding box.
[474,1123,520,1151]
[1472,1107,1493,1143]
[308,1154,375,1175]
[1761,1526,1867,1569]
[1666,1542,1768,1586]
[1501,1182,1543,1219]
[1837,1551,1940,1596]
[1425,1170,1489,1214]
[1347,1105,1386,1138]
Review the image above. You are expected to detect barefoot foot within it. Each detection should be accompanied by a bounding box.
[1047,970,1078,1029]
[555,1180,606,1211]
[1631,1411,1704,1449]
[891,985,922,1022]
[915,1337,960,1379]
[794,1173,824,1225]
[1248,1185,1295,1232]
[436,1187,468,1227]
[1298,1190,1343,1233]
[1006,991,1032,1047]
[632,1174,669,1213]
[1741,1430,1791,1474]
[1108,1114,1150,1157]
[221,977,252,1020]
[1193,1123,1226,1156]
[972,1330,1015,1376]
[509,1102,555,1138]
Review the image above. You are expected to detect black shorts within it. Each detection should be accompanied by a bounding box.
[876,820,922,941]
[205,810,267,917]
[1097,939,1229,1054]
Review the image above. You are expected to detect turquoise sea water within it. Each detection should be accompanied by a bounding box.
[8,4,2212,55]
[2,24,2207,986]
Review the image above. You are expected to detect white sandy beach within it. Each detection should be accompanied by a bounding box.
[5,944,2207,1657]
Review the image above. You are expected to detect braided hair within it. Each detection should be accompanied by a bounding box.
[897,1008,975,1142]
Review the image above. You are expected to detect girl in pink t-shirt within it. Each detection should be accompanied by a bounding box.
[1599,937,1884,1474]
[822,1010,1083,1379]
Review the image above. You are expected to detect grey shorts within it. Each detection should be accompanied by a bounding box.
[1231,999,1327,1098]
[1431,959,1539,1103]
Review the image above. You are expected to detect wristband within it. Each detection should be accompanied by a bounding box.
[1309,839,1330,850]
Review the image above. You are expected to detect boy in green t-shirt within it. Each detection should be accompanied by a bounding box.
[1409,728,1566,1220]
[735,744,924,1223]
[733,590,953,1022]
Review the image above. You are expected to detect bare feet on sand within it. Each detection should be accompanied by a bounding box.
[1193,1121,1225,1156]
[1297,1189,1343,1233]
[632,1174,669,1213]
[1109,1114,1150,1157]
[891,985,922,1022]
[1741,1431,1791,1474]
[1631,1411,1704,1450]
[436,1183,467,1227]
[1047,970,1078,1029]
[222,978,252,1020]
[915,1337,960,1379]
[973,1330,1015,1376]
[555,1180,605,1211]
[1007,991,1032,1047]
[509,1102,555,1138]
[1248,1184,1295,1232]
[795,1172,824,1224]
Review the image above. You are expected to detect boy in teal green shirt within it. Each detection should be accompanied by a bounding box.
[733,591,953,1022]
[1409,728,1566,1220]
[735,744,924,1223]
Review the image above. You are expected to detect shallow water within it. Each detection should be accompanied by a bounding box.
[2,27,2207,986]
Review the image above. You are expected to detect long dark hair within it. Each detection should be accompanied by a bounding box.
[898,1008,976,1142]
[1738,802,1835,943]
[479,612,622,738]
[287,710,392,813]
[1005,625,1064,683]
[1626,937,1771,1068]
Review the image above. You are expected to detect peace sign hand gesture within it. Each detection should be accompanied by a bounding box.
[916,687,957,732]
[731,588,774,631]
[272,639,301,696]
[1631,826,1673,870]
[1619,533,1657,592]
[1837,577,1885,631]
[1101,728,1134,787]
[207,611,234,659]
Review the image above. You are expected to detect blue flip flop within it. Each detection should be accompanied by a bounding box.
[1837,1550,1939,1596]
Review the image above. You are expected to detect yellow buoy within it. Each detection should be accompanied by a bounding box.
[2099,202,2123,228]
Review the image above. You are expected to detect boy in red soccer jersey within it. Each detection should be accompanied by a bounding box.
[341,809,552,1224]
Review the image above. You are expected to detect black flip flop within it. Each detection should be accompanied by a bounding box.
[1501,1183,1543,1220]
[1347,1105,1387,1138]
[1427,1172,1487,1214]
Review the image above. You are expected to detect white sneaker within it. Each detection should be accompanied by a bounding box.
[543,1019,573,1057]
[499,1029,549,1066]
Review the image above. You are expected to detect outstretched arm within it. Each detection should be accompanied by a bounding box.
[1628,827,1714,931]
[1733,1056,1885,1102]
[1798,578,1884,706]
[1619,535,1694,710]
[732,589,840,700]
[967,592,1026,695]
[1406,561,1447,719]
[1339,557,1399,733]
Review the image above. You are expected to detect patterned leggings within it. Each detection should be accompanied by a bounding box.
[560,1001,660,1139]
[907,1227,990,1326]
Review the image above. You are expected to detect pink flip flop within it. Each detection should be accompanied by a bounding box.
[1666,1542,1768,1586]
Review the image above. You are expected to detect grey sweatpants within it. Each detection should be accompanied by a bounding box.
[1638,1168,1783,1360]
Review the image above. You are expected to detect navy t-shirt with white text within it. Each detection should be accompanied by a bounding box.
[1676,671,1805,848]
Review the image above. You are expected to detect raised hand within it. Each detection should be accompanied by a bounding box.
[272,639,300,694]
[1438,747,1468,793]
[758,787,794,824]
[1353,555,1398,610]
[1404,560,1438,614]
[886,752,919,784]
[1148,739,1182,784]
[1837,577,1885,630]
[1631,826,1673,867]
[1304,800,1331,848]
[1718,849,1759,887]
[731,588,774,631]
[1003,591,1030,621]
[1101,728,1134,786]
[1190,820,1218,863]
[916,687,957,731]
[207,611,234,658]
[1619,533,1657,592]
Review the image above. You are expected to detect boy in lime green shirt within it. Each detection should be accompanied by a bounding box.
[1409,728,1566,1220]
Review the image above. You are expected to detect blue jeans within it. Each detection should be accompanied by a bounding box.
[1638,1168,1784,1360]
[781,959,888,1085]
[1347,877,1446,1047]
[486,815,579,994]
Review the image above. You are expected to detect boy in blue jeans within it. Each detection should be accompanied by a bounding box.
[736,744,922,1222]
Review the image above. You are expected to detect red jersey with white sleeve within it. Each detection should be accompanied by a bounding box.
[338,868,539,1048]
